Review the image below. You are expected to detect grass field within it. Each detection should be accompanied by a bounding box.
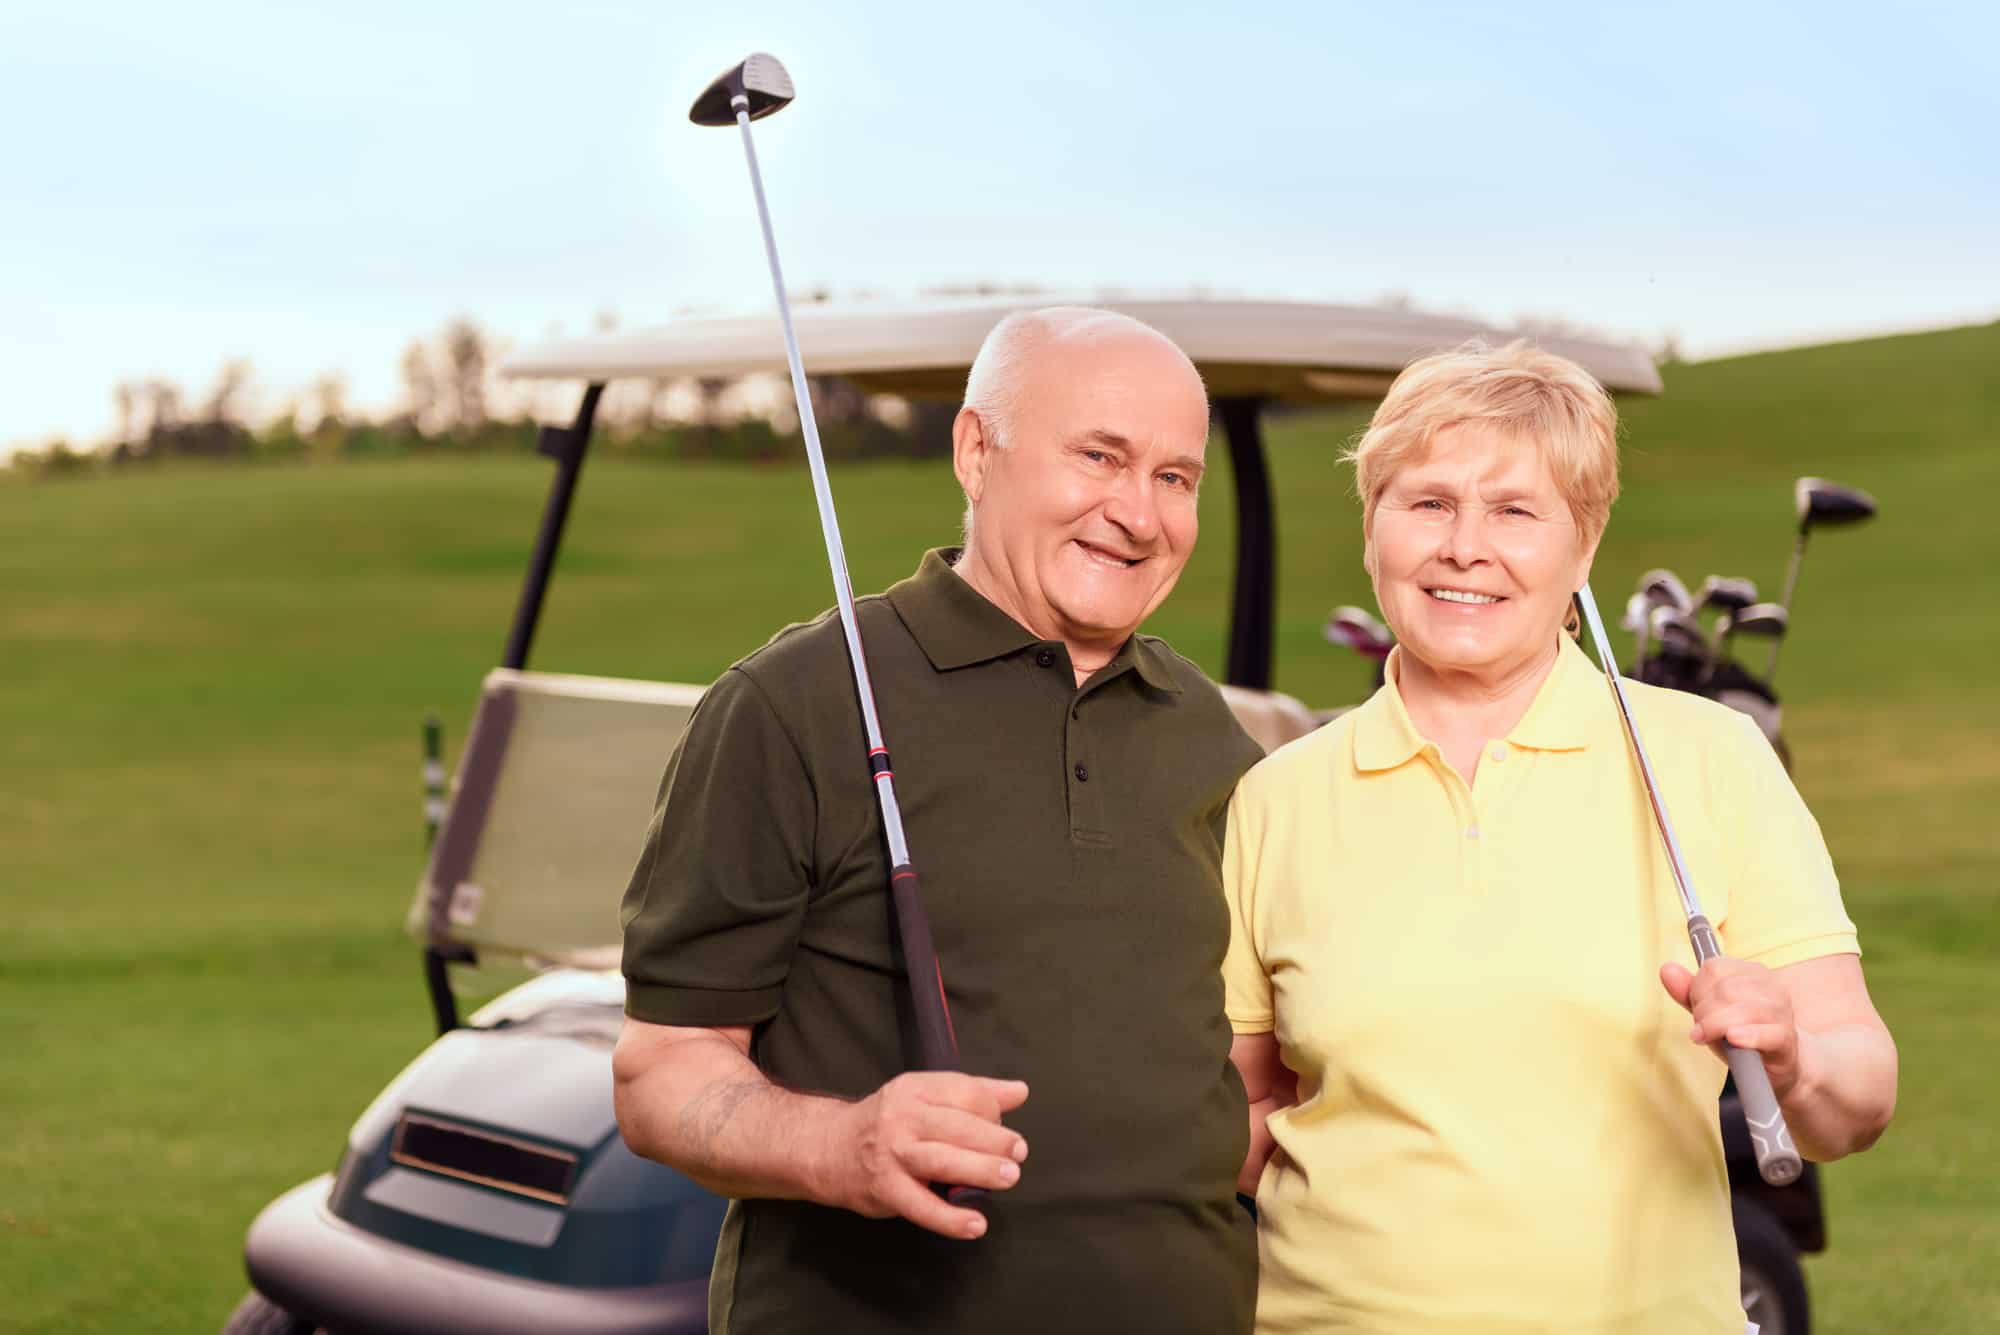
[4,323,1996,1332]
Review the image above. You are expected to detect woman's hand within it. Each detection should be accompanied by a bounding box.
[1660,954,1897,1161]
[1659,958,1800,1097]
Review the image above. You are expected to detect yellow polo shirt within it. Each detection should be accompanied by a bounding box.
[1222,634,1857,1334]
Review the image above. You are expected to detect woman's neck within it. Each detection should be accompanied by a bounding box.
[1397,640,1563,771]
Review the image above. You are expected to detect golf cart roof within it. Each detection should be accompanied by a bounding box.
[500,296,1662,403]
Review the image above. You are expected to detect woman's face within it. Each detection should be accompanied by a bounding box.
[1365,422,1597,686]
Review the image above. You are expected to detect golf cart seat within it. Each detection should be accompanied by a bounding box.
[1218,683,1323,754]
[408,669,707,969]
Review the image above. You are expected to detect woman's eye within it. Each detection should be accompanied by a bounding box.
[1416,499,1447,511]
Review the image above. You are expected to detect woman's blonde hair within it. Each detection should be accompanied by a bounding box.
[1344,340,1621,547]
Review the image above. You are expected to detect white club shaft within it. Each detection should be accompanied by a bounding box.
[1575,585,1706,923]
[733,101,910,868]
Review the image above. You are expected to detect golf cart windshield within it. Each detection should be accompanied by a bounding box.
[408,670,704,970]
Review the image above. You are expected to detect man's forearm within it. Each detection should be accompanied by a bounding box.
[615,1030,849,1202]
[1783,1023,1898,1162]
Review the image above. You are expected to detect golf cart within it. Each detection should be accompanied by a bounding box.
[227,297,1822,1335]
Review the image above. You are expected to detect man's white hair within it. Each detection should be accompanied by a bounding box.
[961,306,1194,449]
[956,306,1203,550]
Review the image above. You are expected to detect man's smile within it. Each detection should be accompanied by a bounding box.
[1074,539,1146,569]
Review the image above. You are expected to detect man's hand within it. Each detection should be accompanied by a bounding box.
[1660,958,1800,1097]
[818,1072,1031,1240]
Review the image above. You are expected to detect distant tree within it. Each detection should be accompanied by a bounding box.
[112,381,136,446]
[400,341,439,433]
[144,379,183,434]
[202,358,254,426]
[443,318,488,428]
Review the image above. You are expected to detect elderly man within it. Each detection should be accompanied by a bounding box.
[613,306,1262,1334]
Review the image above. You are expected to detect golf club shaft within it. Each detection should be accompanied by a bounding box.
[728,107,982,1206]
[1768,531,1808,678]
[1575,586,1803,1187]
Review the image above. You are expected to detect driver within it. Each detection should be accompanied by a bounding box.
[614,307,1262,1334]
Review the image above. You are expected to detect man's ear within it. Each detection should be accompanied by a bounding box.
[952,407,993,504]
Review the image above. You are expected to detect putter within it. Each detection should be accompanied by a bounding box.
[1575,584,1804,1188]
[1769,477,1877,679]
[690,52,982,1207]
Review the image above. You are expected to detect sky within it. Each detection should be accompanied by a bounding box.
[3,0,1995,454]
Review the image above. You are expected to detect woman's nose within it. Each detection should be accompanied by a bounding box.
[1437,507,1493,564]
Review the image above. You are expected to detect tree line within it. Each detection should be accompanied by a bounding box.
[7,313,959,480]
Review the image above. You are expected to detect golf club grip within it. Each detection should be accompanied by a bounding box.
[1728,1045,1803,1187]
[1690,917,1803,1187]
[888,864,989,1214]
[888,864,960,1071]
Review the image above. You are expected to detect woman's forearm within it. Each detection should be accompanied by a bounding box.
[1782,1022,1898,1161]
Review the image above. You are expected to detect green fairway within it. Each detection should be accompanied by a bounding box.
[3,323,1995,1333]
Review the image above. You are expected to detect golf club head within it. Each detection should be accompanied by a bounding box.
[1324,606,1395,659]
[1636,568,1694,614]
[1649,606,1707,660]
[1728,601,1789,639]
[1620,591,1650,633]
[1795,476,1878,532]
[1696,575,1758,616]
[689,52,795,126]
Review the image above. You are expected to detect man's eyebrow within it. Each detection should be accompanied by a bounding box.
[1068,429,1133,452]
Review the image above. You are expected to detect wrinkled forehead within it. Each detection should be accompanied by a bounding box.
[1018,328,1210,443]
[1384,420,1562,493]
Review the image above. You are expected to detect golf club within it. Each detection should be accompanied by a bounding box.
[1324,605,1395,660]
[1620,591,1653,668]
[1644,605,1708,690]
[1695,575,1757,679]
[1638,568,1694,615]
[690,52,981,1208]
[1574,584,1803,1188]
[1769,477,1877,678]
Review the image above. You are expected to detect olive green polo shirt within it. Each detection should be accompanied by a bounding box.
[622,548,1263,1335]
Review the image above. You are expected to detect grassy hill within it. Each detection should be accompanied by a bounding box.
[3,322,1995,1331]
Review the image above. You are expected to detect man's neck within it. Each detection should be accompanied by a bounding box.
[951,548,1122,685]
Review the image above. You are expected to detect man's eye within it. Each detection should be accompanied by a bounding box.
[1160,472,1186,488]
[1083,449,1110,464]
[1416,499,1447,511]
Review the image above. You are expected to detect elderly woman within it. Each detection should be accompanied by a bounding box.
[1223,343,1897,1333]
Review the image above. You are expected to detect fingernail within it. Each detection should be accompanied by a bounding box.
[966,1216,987,1238]
[999,1162,1019,1185]
[1689,1024,1703,1043]
[1012,1139,1028,1162]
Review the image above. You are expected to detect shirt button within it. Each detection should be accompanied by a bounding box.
[1465,824,1481,840]
[1074,764,1090,782]
[1488,744,1507,763]
[1035,648,1057,668]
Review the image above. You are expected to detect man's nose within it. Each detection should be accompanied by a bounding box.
[1102,472,1161,543]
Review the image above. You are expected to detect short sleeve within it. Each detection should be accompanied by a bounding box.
[1221,782,1276,1034]
[620,667,818,1027]
[1714,713,1859,969]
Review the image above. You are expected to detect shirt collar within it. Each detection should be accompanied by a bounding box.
[885,549,1181,692]
[1351,633,1600,773]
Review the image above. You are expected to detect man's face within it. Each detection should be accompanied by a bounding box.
[1365,421,1596,683]
[955,331,1210,650]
